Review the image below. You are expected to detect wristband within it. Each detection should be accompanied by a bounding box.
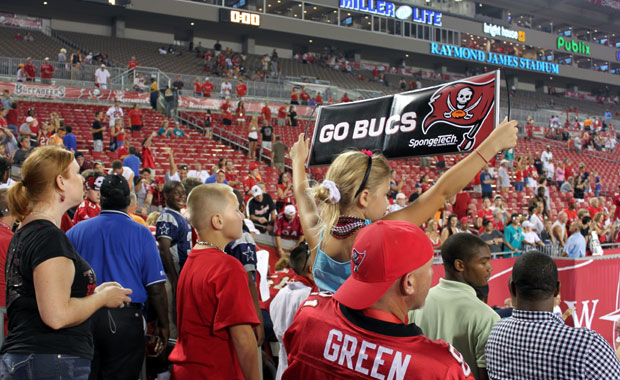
[474,149,489,165]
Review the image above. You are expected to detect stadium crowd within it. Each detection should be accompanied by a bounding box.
[3,26,620,380]
[0,89,619,380]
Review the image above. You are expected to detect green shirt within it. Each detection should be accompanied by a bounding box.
[409,278,500,380]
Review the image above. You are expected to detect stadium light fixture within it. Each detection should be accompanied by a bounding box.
[108,0,115,4]
[298,3,301,6]
[309,39,312,42]
[190,22,195,26]
[43,1,48,4]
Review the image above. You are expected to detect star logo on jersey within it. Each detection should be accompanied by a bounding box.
[241,246,254,263]
[351,248,366,273]
[421,77,495,151]
[158,224,170,235]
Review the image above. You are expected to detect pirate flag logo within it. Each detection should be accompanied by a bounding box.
[351,248,367,273]
[421,77,495,151]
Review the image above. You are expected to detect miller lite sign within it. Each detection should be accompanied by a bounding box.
[308,70,500,166]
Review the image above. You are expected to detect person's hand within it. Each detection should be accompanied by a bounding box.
[562,307,574,321]
[290,133,310,166]
[259,217,268,224]
[487,117,519,152]
[151,324,169,356]
[95,281,123,293]
[278,248,285,257]
[100,285,132,308]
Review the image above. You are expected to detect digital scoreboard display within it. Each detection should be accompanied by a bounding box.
[219,9,261,27]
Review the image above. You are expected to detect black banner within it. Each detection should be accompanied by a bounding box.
[308,70,500,166]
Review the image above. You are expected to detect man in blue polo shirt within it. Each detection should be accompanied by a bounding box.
[122,146,141,185]
[67,174,168,380]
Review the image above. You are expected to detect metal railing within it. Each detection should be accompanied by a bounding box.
[0,55,125,87]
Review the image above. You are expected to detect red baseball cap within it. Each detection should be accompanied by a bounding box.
[334,220,434,310]
[155,176,165,184]
[249,162,259,171]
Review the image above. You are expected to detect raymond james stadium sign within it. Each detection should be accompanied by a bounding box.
[430,42,560,74]
[339,0,442,26]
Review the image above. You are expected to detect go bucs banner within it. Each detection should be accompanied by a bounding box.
[308,70,500,166]
[431,255,620,348]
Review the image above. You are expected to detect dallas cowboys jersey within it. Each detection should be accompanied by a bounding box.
[156,208,192,271]
[225,229,257,273]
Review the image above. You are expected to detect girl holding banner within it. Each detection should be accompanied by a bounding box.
[291,117,518,292]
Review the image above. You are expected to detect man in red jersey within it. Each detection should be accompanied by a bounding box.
[73,171,105,224]
[40,58,54,85]
[283,220,474,380]
[236,79,247,98]
[201,77,214,97]
[169,184,260,379]
[261,102,272,124]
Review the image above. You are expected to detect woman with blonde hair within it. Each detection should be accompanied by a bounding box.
[248,115,259,160]
[291,117,518,292]
[0,146,132,377]
[425,219,441,250]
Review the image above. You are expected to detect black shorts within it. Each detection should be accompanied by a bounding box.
[131,124,142,131]
[249,136,258,142]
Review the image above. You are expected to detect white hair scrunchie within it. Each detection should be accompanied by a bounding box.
[322,180,341,204]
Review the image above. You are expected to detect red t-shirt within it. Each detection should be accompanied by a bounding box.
[0,118,7,130]
[142,146,155,169]
[315,95,323,105]
[73,199,101,225]
[274,214,303,240]
[278,106,287,119]
[23,64,36,78]
[40,64,54,79]
[300,92,310,101]
[291,93,298,101]
[243,175,259,195]
[341,96,351,103]
[283,295,474,380]
[225,171,237,186]
[202,82,214,97]
[169,247,259,378]
[477,208,494,223]
[128,109,143,126]
[127,60,139,70]
[193,82,201,93]
[613,194,620,221]
[61,212,74,233]
[116,144,129,159]
[453,192,471,219]
[563,209,577,224]
[149,186,165,207]
[6,110,17,126]
[236,84,247,97]
[261,106,272,122]
[565,165,573,179]
[588,206,603,218]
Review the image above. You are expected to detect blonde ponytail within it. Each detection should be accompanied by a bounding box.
[310,151,391,237]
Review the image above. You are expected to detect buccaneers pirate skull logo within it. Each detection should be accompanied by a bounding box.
[422,76,496,151]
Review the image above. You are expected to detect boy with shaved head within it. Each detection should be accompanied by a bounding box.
[169,184,260,379]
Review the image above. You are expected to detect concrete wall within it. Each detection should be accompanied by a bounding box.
[51,19,112,36]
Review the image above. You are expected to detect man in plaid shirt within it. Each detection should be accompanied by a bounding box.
[486,251,620,379]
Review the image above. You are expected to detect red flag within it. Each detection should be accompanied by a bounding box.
[421,74,496,151]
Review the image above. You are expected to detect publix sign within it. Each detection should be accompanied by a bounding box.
[557,37,591,55]
[339,0,442,26]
